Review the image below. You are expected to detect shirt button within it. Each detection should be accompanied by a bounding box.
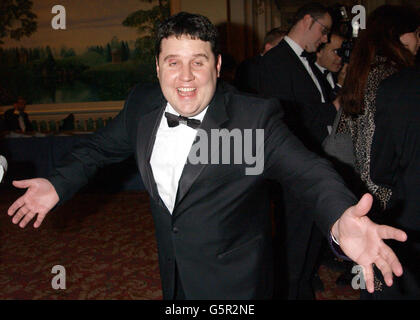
[172,227,179,234]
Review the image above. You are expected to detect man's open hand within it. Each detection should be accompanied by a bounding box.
[7,178,59,228]
[332,193,407,293]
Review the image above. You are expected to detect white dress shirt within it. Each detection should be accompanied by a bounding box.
[150,103,208,214]
[18,114,26,133]
[283,36,326,103]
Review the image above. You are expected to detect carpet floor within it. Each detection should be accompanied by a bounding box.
[0,190,359,300]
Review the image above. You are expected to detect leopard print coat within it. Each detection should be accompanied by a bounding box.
[337,56,398,210]
[337,56,400,291]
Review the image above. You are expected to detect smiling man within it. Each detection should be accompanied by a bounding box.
[7,12,407,300]
[156,35,221,117]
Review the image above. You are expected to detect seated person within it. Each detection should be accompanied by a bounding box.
[4,97,33,133]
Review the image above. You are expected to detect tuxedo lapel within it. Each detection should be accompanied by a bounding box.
[136,93,167,206]
[173,87,229,213]
[281,41,322,99]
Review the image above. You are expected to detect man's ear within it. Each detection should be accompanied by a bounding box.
[216,54,222,78]
[264,43,273,54]
[155,56,160,78]
[303,14,313,29]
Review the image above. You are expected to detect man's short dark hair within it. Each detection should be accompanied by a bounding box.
[317,32,344,52]
[291,2,329,27]
[155,12,220,59]
[263,28,287,46]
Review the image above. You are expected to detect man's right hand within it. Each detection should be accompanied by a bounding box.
[7,178,59,228]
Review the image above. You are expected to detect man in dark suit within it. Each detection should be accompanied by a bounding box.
[258,3,343,299]
[4,97,33,133]
[7,12,406,300]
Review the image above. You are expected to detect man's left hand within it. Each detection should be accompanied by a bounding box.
[331,193,407,293]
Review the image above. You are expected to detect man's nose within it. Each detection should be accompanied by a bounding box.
[321,33,328,43]
[179,64,194,81]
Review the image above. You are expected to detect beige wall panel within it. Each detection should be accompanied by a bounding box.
[180,0,228,25]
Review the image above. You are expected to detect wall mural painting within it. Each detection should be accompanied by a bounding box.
[0,0,169,106]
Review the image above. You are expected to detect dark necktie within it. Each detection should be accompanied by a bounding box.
[300,51,331,101]
[320,68,334,100]
[165,112,201,129]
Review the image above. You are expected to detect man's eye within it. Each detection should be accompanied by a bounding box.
[169,62,177,66]
[193,61,203,66]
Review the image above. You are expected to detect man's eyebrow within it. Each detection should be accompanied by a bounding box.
[163,54,179,62]
[163,53,209,62]
[192,53,209,60]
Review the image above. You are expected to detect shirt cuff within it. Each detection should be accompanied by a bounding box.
[328,232,352,261]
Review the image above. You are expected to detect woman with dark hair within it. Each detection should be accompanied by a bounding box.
[337,5,419,299]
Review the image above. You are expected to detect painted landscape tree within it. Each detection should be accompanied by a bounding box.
[0,0,37,45]
[123,0,170,63]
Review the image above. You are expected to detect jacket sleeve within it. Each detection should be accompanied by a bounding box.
[47,91,136,205]
[261,99,357,236]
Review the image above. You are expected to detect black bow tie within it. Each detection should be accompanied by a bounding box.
[323,69,330,76]
[300,50,316,63]
[165,112,201,129]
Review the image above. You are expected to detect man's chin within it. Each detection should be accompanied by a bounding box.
[172,104,200,117]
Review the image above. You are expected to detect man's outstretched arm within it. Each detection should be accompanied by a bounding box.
[262,100,407,293]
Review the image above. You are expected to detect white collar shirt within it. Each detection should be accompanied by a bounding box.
[150,102,208,214]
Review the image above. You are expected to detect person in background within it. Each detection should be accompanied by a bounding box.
[296,31,349,293]
[4,97,33,133]
[338,5,419,298]
[315,32,347,101]
[259,2,338,299]
[234,28,286,94]
[370,65,420,300]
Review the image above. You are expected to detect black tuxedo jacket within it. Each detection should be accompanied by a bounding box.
[259,39,337,149]
[48,82,356,299]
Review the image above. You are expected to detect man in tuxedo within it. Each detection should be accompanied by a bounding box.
[259,3,344,299]
[259,3,338,146]
[7,12,406,300]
